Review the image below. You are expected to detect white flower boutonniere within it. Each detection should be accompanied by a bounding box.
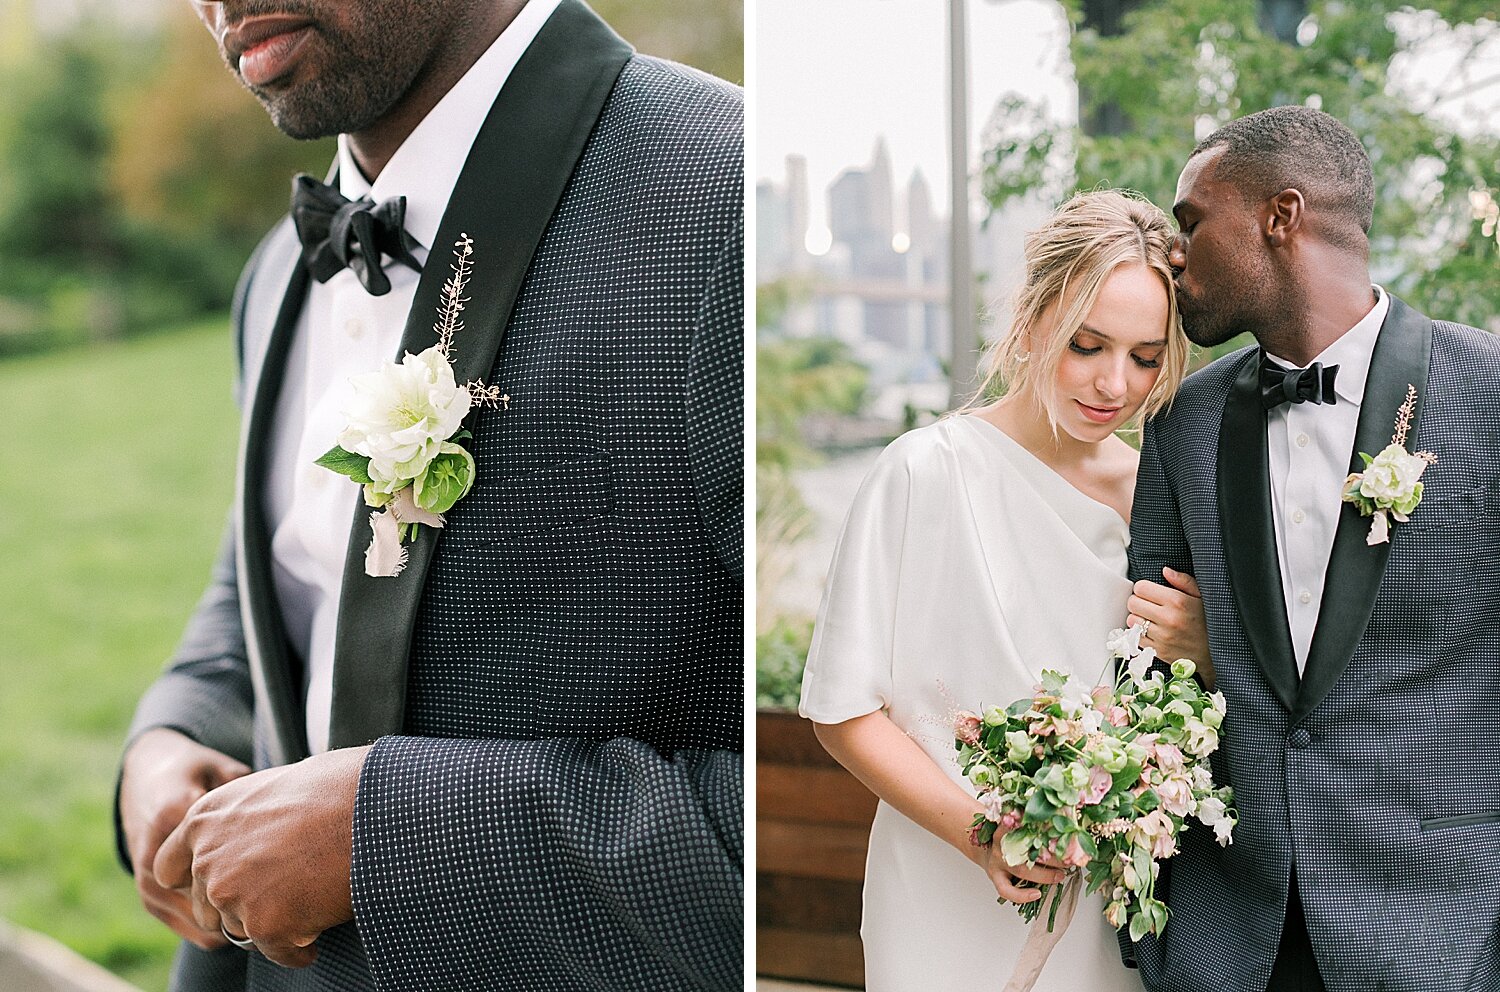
[316,234,512,577]
[1341,384,1437,546]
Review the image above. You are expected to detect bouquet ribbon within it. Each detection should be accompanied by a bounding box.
[1002,875,1083,992]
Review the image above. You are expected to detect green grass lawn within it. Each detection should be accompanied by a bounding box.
[0,320,239,990]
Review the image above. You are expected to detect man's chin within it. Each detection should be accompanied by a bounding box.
[1183,324,1240,348]
[256,92,375,141]
[1179,307,1242,349]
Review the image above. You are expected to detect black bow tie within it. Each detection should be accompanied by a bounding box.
[290,174,423,296]
[1260,357,1339,410]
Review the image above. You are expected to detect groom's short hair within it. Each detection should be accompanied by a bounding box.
[1191,106,1375,250]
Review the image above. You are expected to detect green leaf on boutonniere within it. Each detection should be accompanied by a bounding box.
[316,445,373,484]
[1360,452,1374,467]
[451,429,473,442]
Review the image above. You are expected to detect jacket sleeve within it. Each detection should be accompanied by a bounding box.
[1118,412,1192,971]
[351,739,742,991]
[686,214,744,581]
[1127,413,1194,585]
[113,516,256,872]
[125,517,255,764]
[114,240,268,872]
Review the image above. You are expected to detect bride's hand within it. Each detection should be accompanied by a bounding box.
[970,836,1067,905]
[1127,567,1216,688]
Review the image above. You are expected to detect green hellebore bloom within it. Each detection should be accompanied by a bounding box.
[414,441,476,515]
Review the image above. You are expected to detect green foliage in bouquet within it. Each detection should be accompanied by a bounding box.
[955,635,1236,942]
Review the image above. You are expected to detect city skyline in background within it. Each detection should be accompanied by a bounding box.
[757,0,1500,412]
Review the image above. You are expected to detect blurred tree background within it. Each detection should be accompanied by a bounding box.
[0,0,744,357]
[981,0,1499,344]
[0,1,741,988]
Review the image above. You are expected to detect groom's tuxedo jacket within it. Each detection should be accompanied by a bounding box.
[1126,296,1500,992]
[121,4,743,990]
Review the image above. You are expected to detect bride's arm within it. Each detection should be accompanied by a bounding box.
[812,711,1066,904]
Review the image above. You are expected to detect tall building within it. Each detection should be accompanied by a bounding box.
[758,155,813,279]
[828,137,894,257]
[785,154,809,261]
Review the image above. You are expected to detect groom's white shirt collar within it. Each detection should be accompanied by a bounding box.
[336,0,565,252]
[1264,285,1388,408]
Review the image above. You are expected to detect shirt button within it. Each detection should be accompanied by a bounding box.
[345,317,365,339]
[1296,433,1310,448]
[1298,589,1312,605]
[1292,509,1306,524]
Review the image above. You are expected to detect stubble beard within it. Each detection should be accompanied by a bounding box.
[224,5,437,141]
[247,55,411,140]
[1176,285,1246,348]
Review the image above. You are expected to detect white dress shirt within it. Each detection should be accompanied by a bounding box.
[262,0,564,754]
[1266,286,1388,673]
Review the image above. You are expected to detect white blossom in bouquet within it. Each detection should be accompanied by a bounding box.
[1194,795,1234,846]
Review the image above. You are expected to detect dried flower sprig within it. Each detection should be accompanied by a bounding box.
[434,234,473,359]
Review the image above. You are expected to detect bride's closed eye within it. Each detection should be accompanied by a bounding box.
[1068,338,1162,369]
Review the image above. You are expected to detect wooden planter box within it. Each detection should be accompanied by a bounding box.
[756,708,878,988]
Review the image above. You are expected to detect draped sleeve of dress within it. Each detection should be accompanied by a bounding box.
[800,415,1142,992]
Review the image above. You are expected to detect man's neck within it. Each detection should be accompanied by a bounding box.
[1255,268,1376,367]
[346,1,526,181]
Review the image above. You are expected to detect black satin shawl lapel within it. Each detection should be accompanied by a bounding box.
[239,260,313,765]
[1293,296,1432,725]
[1218,350,1300,712]
[326,1,634,749]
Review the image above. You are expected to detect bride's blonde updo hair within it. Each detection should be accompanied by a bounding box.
[977,188,1187,426]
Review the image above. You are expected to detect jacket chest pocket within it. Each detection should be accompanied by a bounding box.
[441,450,614,547]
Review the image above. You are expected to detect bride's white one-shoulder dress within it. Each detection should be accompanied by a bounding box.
[799,415,1143,992]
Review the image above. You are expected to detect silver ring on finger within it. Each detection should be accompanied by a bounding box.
[221,923,256,951]
[1139,619,1152,640]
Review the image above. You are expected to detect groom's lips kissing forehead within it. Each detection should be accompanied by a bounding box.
[223,11,319,88]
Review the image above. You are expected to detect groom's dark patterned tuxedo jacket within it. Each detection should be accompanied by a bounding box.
[121,4,743,990]
[1126,296,1500,992]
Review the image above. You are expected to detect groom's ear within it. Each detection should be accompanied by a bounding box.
[1262,188,1305,248]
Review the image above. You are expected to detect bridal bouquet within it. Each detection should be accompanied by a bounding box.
[954,625,1235,951]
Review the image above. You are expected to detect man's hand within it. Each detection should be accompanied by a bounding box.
[153,745,371,969]
[120,727,251,949]
[1128,567,1217,688]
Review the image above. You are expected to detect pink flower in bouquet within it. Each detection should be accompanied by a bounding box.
[1063,834,1092,869]
[1129,809,1177,859]
[1091,685,1114,708]
[1105,705,1130,727]
[979,791,1009,822]
[1000,808,1022,830]
[1083,765,1113,806]
[955,711,983,745]
[1150,743,1186,775]
[1156,776,1194,816]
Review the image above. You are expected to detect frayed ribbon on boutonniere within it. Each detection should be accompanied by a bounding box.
[1341,384,1437,546]
[314,234,513,576]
